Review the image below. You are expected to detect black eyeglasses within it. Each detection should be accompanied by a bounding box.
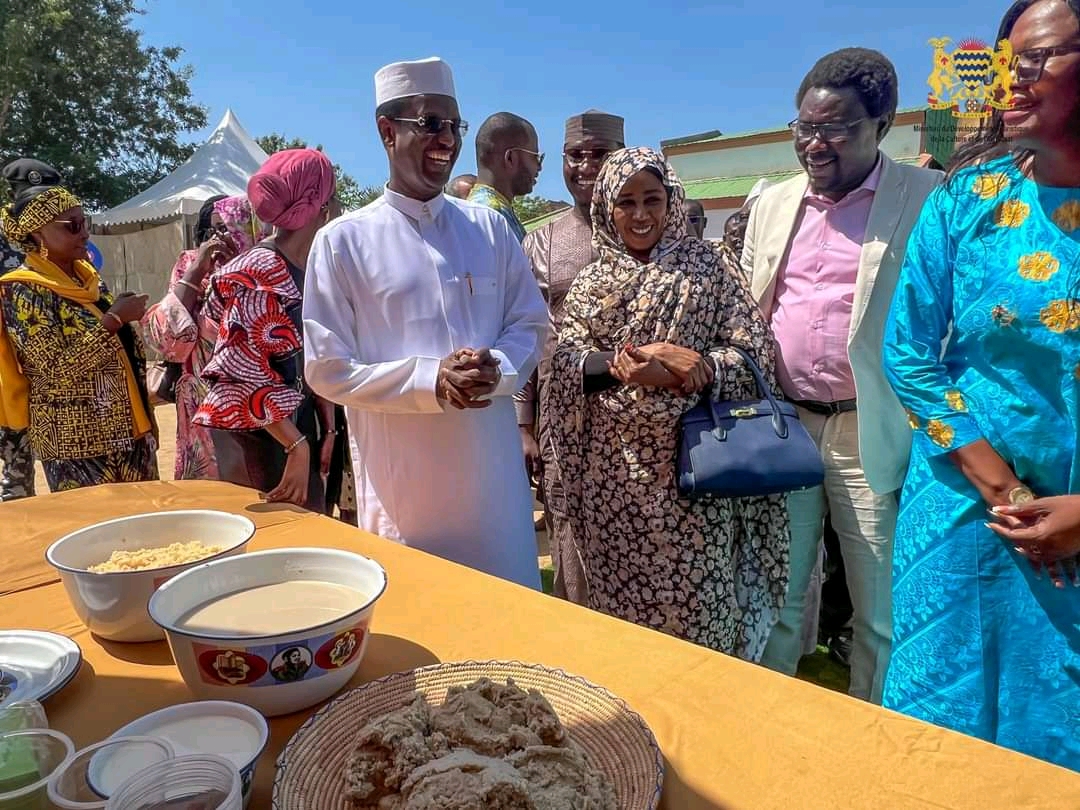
[1010,43,1080,83]
[506,147,544,168]
[54,215,90,235]
[391,116,469,137]
[563,148,612,168]
[788,117,868,143]
[687,216,705,224]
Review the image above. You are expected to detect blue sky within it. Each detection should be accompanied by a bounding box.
[137,0,1002,202]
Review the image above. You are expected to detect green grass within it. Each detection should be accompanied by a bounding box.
[796,648,851,694]
[540,565,851,694]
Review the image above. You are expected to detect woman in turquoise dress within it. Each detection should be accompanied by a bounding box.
[882,0,1080,771]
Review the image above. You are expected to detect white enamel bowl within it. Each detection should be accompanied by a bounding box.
[147,548,388,717]
[46,511,256,643]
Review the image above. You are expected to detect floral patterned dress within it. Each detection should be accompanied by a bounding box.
[547,148,790,661]
[142,196,263,480]
[883,155,1080,771]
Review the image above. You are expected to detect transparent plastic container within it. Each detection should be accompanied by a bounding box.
[0,701,47,734]
[104,754,241,810]
[0,727,75,810]
[48,736,175,809]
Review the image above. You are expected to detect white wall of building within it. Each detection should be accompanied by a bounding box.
[700,208,740,241]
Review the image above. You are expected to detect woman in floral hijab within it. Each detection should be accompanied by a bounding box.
[143,195,266,480]
[547,147,790,660]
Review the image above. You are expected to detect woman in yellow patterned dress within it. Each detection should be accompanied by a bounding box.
[0,159,158,490]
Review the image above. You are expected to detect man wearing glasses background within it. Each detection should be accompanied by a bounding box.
[684,198,707,239]
[468,113,543,243]
[742,48,941,703]
[516,110,625,605]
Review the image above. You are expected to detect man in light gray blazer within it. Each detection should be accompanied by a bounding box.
[742,47,942,702]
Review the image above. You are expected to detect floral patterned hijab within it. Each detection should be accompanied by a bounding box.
[213,196,266,255]
[590,146,688,267]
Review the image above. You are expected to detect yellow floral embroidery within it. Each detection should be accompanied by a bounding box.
[971,173,1009,199]
[1052,200,1080,233]
[1017,251,1060,281]
[945,390,967,412]
[906,410,920,430]
[1040,299,1080,333]
[926,419,955,449]
[996,200,1029,228]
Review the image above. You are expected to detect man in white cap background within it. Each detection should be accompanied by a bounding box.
[302,57,548,590]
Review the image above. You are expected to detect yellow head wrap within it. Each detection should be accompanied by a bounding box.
[1,187,82,251]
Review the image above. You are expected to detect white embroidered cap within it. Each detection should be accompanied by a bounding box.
[374,57,456,107]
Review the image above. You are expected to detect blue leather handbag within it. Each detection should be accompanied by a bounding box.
[677,347,825,498]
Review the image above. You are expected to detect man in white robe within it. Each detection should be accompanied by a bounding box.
[303,56,547,589]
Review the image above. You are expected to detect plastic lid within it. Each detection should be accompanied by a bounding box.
[104,753,241,810]
[47,735,175,809]
[0,727,75,800]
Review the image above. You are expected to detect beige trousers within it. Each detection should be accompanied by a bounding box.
[760,408,897,702]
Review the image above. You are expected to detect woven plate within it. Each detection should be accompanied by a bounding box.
[272,660,664,809]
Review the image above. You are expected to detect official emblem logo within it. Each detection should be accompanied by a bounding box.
[927,37,1014,120]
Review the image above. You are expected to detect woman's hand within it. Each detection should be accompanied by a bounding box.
[988,496,1080,587]
[636,343,714,394]
[105,292,149,328]
[267,441,310,507]
[190,233,238,283]
[609,346,681,389]
[989,495,1080,561]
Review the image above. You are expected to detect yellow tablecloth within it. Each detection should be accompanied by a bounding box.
[1,481,1076,809]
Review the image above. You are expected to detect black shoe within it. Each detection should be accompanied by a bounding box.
[828,629,853,668]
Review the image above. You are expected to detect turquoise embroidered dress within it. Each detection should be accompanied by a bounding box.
[883,154,1080,771]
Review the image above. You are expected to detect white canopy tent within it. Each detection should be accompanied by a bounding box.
[92,110,267,310]
[96,109,268,227]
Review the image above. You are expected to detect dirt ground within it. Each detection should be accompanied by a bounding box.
[35,405,551,564]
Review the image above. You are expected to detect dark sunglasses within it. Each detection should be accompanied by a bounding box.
[54,215,90,235]
[391,115,469,137]
[563,148,612,167]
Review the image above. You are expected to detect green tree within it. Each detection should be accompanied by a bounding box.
[513,195,570,224]
[256,134,380,211]
[0,0,207,210]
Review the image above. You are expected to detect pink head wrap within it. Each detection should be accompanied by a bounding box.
[247,148,335,231]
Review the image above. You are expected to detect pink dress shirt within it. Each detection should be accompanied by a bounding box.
[770,158,882,402]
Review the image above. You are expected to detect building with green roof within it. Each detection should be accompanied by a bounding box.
[662,107,959,239]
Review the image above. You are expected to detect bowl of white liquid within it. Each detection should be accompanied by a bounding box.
[147,548,388,716]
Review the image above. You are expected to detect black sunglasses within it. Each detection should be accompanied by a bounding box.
[54,215,90,235]
[391,115,469,137]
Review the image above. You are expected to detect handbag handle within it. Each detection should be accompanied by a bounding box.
[709,346,789,439]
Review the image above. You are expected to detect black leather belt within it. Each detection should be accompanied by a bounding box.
[793,398,857,415]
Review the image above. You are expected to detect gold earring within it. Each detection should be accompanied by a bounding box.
[39,245,48,260]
